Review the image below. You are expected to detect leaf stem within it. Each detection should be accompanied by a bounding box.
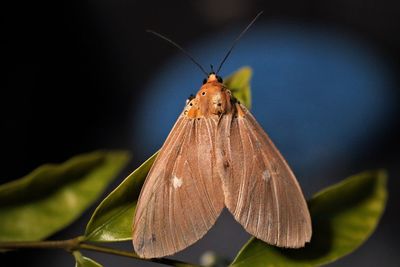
[0,237,81,251]
[0,238,200,267]
[78,243,199,267]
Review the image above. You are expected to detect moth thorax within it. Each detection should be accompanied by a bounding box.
[210,91,230,115]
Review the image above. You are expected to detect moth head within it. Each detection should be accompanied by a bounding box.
[203,73,223,84]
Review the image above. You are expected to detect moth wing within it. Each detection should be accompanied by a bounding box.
[216,104,312,248]
[132,115,224,258]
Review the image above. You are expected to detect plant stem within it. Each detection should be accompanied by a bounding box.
[0,238,201,267]
[79,243,198,267]
[0,237,81,251]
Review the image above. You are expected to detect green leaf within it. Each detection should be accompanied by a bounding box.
[73,251,103,267]
[224,66,252,109]
[0,150,130,242]
[84,153,157,241]
[231,170,388,267]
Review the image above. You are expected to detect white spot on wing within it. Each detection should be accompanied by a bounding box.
[262,170,271,182]
[172,175,183,189]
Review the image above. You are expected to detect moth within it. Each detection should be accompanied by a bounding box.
[132,13,312,259]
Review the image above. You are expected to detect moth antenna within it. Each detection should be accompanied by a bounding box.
[210,64,215,73]
[216,11,264,75]
[146,30,208,77]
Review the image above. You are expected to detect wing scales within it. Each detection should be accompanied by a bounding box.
[134,101,311,258]
[132,115,224,258]
[216,104,312,248]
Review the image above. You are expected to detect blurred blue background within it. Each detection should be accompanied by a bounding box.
[134,23,397,195]
[2,0,400,266]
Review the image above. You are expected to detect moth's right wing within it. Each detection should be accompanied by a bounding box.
[132,115,224,258]
[216,104,311,248]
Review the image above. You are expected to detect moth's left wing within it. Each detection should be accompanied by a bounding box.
[216,104,312,248]
[133,115,224,258]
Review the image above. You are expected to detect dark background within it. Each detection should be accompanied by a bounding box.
[2,0,400,266]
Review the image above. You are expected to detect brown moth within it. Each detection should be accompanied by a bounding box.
[132,13,311,259]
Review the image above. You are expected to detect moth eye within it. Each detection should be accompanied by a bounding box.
[201,91,206,96]
[189,102,193,106]
[187,94,195,101]
[217,76,223,83]
[202,78,207,84]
